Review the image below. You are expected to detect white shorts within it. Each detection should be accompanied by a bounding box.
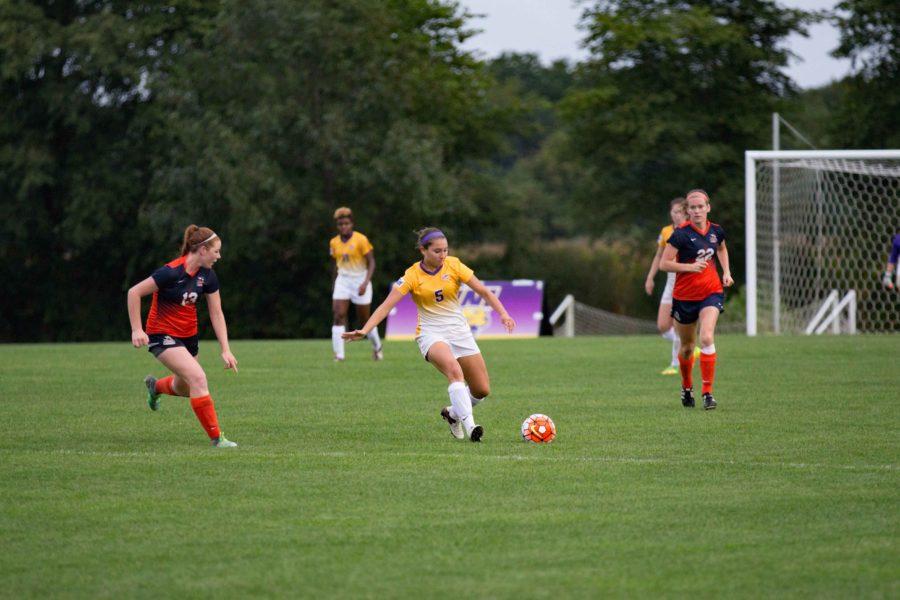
[660,272,675,305]
[416,331,481,361]
[333,275,372,305]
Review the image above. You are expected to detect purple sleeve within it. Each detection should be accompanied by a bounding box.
[889,234,900,265]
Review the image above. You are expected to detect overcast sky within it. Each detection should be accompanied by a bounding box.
[459,0,852,89]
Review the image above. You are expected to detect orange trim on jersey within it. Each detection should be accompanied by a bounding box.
[686,221,713,236]
[167,255,200,277]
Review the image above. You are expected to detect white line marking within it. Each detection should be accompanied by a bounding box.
[4,448,895,472]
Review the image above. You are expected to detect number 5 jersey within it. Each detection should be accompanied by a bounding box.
[394,256,474,337]
[145,255,220,338]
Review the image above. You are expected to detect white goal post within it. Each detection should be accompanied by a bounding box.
[745,149,900,335]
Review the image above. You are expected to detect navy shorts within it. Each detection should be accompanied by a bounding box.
[147,333,199,358]
[671,293,725,325]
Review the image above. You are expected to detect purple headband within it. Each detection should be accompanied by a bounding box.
[420,230,446,246]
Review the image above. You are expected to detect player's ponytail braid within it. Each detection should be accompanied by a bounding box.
[180,224,218,256]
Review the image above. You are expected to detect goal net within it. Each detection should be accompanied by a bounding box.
[746,150,900,335]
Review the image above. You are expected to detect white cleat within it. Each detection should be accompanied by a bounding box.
[212,436,238,448]
[373,346,384,361]
[440,407,465,440]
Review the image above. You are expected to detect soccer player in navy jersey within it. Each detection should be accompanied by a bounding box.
[882,233,900,291]
[660,190,733,410]
[127,225,239,447]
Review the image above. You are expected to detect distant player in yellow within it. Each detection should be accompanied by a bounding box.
[645,198,688,375]
[343,228,515,442]
[329,207,382,361]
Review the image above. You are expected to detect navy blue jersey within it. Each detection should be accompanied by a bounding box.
[668,222,726,300]
[145,255,220,337]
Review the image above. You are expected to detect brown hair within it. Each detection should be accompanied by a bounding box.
[333,207,353,221]
[670,197,686,209]
[415,227,445,249]
[180,225,218,256]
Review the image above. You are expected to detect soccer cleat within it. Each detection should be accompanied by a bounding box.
[144,375,160,411]
[693,346,701,358]
[469,425,484,443]
[703,393,717,410]
[660,366,678,375]
[681,387,695,408]
[334,355,345,362]
[373,346,384,361]
[441,406,465,440]
[212,436,238,448]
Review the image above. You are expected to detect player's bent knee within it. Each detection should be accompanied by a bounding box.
[471,385,490,399]
[185,371,208,393]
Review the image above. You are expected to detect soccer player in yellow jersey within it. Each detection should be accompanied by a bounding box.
[329,207,382,361]
[644,198,687,375]
[343,228,515,442]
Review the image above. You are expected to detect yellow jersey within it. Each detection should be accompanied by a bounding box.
[329,231,373,277]
[394,256,474,336]
[657,224,675,249]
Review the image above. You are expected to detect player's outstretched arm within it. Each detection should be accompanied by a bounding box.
[660,244,705,273]
[206,291,238,372]
[343,286,404,341]
[467,276,516,333]
[127,277,158,347]
[717,241,733,287]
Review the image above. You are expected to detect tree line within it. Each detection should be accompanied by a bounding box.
[1,0,895,341]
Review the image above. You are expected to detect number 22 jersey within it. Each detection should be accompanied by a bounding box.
[145,255,220,338]
[668,222,726,301]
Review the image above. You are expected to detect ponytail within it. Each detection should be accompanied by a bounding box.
[180,224,218,256]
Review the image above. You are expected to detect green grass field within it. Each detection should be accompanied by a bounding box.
[1,335,897,598]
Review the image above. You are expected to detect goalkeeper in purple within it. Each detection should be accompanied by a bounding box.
[883,233,900,291]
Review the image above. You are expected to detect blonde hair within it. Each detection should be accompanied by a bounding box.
[180,225,218,256]
[333,207,353,221]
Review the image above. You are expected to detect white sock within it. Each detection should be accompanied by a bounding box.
[331,325,345,359]
[701,344,716,355]
[671,336,681,367]
[367,327,382,350]
[448,381,474,435]
[467,385,484,407]
[661,327,677,342]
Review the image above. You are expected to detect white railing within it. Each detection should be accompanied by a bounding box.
[804,290,857,335]
[549,294,575,338]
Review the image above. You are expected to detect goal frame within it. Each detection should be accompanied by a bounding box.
[745,149,900,336]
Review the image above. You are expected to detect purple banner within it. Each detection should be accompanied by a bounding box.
[386,280,544,340]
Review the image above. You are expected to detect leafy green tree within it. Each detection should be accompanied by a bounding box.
[829,0,899,147]
[141,0,519,338]
[560,0,815,254]
[0,0,217,341]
